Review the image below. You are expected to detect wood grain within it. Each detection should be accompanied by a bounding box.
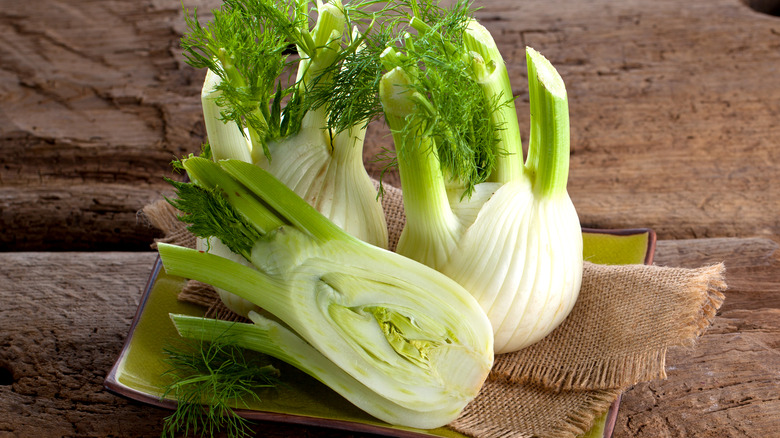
[611,239,780,437]
[0,253,162,437]
[1,0,779,250]
[614,308,780,438]
[466,0,780,241]
[0,252,378,437]
[0,0,210,251]
[1,237,777,437]
[1,0,779,437]
[655,237,780,312]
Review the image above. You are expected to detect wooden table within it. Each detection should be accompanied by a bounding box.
[1,0,779,436]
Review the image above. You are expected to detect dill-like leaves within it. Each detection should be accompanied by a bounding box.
[160,329,280,438]
[181,0,304,155]
[392,0,501,194]
[165,179,262,261]
[307,28,394,134]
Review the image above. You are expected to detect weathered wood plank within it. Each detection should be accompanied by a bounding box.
[1,235,777,437]
[612,237,780,437]
[0,184,172,251]
[1,0,779,250]
[472,0,780,241]
[0,0,210,251]
[614,308,780,438]
[655,238,780,312]
[0,252,163,437]
[0,252,357,438]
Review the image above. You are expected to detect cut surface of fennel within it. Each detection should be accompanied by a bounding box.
[159,158,494,429]
[169,312,478,429]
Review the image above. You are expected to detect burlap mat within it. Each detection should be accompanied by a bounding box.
[142,182,726,438]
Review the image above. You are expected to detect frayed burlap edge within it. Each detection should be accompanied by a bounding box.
[450,381,621,438]
[491,349,669,393]
[549,390,620,438]
[682,264,727,342]
[490,263,726,392]
[142,199,197,250]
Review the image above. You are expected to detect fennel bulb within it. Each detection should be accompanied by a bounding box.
[160,156,494,428]
[378,9,583,354]
[255,107,387,250]
[185,0,388,315]
[252,0,388,249]
[184,0,388,247]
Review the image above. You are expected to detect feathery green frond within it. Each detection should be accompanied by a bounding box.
[160,327,280,438]
[165,179,262,260]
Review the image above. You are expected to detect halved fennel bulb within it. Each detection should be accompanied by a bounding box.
[160,157,493,428]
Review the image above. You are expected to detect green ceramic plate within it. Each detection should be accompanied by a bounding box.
[105,227,655,438]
